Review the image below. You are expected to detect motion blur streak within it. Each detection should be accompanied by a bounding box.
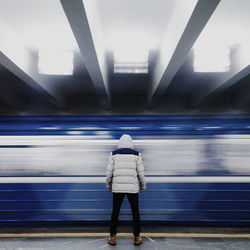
[0,136,250,176]
[0,116,250,226]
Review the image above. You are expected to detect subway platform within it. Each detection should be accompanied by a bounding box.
[1,226,250,249]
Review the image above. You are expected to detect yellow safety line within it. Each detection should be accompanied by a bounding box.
[1,233,250,238]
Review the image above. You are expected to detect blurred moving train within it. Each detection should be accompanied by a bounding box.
[0,115,250,226]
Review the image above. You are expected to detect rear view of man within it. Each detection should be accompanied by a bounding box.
[106,134,146,245]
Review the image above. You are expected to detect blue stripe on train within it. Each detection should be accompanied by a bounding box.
[0,183,250,226]
[0,115,250,136]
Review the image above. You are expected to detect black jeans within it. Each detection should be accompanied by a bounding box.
[110,193,141,237]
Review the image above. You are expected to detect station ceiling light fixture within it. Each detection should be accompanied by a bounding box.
[38,50,74,75]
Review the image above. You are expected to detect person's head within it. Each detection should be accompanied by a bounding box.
[118,134,134,149]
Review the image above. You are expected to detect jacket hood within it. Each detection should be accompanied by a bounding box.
[118,134,134,149]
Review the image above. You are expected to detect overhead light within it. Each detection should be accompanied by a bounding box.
[109,31,150,74]
[114,48,148,74]
[38,50,74,75]
[194,44,230,73]
[114,47,148,63]
[114,67,148,74]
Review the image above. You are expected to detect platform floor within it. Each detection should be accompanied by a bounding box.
[1,236,250,250]
[1,227,250,250]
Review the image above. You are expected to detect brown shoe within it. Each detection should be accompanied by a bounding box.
[107,235,116,245]
[134,236,143,245]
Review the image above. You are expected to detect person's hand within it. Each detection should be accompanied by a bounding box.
[140,189,145,192]
[108,187,112,192]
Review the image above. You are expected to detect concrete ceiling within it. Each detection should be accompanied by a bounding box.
[0,0,77,50]
[0,0,249,114]
[97,0,175,51]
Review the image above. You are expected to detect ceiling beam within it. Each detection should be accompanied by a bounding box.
[191,47,250,107]
[147,0,221,107]
[231,69,250,108]
[0,19,65,108]
[60,0,110,108]
[193,65,250,108]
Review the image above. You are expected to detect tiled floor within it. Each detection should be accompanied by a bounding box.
[1,236,250,250]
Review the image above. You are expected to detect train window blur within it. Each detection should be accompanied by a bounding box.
[0,135,250,176]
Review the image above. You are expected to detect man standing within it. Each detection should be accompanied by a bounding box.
[106,134,146,245]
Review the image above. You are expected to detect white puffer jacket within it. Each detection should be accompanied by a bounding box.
[106,134,146,193]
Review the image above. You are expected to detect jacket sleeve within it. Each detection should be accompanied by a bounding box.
[106,152,114,189]
[136,153,146,190]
